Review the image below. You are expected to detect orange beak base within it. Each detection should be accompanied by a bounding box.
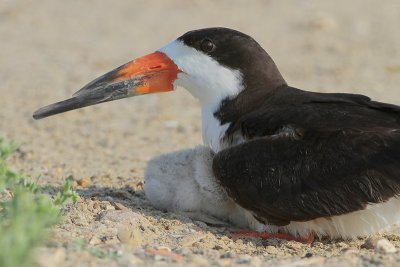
[33,52,181,119]
[111,51,181,94]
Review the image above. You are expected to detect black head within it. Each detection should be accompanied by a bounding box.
[177,27,287,92]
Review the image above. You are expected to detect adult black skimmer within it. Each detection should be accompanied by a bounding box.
[33,27,400,242]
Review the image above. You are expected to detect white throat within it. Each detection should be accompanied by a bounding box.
[158,40,244,151]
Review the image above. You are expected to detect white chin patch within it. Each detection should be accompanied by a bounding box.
[158,40,243,107]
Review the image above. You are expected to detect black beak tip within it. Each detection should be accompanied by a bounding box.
[32,111,41,120]
[32,107,49,120]
[31,97,81,120]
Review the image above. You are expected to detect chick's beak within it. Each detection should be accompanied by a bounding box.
[33,51,181,120]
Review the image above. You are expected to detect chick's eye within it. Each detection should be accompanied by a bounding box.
[200,39,215,52]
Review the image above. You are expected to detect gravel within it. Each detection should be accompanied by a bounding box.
[2,0,400,266]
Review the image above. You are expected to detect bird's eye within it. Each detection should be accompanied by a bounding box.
[200,39,215,53]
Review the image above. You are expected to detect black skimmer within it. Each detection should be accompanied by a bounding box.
[33,27,400,242]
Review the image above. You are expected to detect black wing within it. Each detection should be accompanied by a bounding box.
[213,87,400,226]
[222,86,400,140]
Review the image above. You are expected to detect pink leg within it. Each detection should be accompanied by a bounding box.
[229,229,315,244]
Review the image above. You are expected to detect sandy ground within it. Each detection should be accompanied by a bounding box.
[1,0,400,266]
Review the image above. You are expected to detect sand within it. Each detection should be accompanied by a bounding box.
[1,0,400,266]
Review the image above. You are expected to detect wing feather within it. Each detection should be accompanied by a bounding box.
[213,89,400,225]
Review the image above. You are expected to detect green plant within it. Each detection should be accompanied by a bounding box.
[74,239,121,259]
[0,138,78,267]
[54,179,79,206]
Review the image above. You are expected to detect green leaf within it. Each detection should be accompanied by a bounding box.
[0,138,79,267]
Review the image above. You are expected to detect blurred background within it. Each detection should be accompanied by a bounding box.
[0,0,399,182]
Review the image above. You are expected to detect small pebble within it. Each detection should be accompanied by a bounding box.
[375,239,397,254]
[181,234,207,247]
[92,202,100,210]
[362,237,397,254]
[220,251,236,258]
[105,196,114,202]
[192,247,205,255]
[341,247,359,254]
[307,13,339,31]
[305,252,313,258]
[89,235,102,245]
[77,177,91,187]
[117,225,142,247]
[361,237,379,249]
[236,254,251,264]
[213,245,223,250]
[175,247,190,256]
[156,246,171,252]
[113,202,128,210]
[194,220,208,228]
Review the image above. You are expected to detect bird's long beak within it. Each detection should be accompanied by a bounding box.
[33,52,181,120]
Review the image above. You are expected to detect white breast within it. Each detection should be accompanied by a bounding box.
[201,104,229,152]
